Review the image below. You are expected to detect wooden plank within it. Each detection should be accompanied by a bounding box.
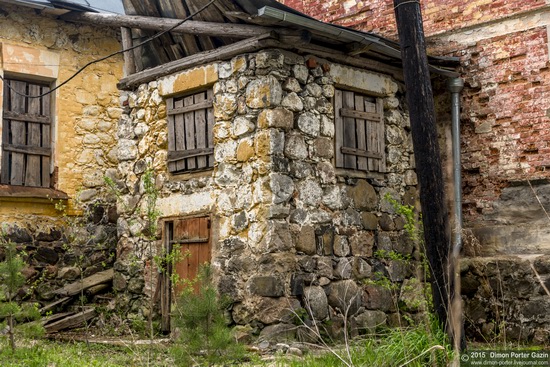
[334,89,344,168]
[121,27,136,76]
[166,99,213,115]
[44,308,96,333]
[41,85,51,187]
[354,95,368,171]
[118,33,277,89]
[1,79,10,184]
[160,222,173,333]
[2,111,50,124]
[173,97,186,172]
[166,148,214,162]
[51,269,114,297]
[206,89,214,167]
[194,92,207,169]
[4,144,51,156]
[366,98,382,171]
[170,237,209,244]
[39,297,71,315]
[167,148,214,163]
[9,80,27,186]
[42,312,75,326]
[340,147,383,159]
[60,12,277,39]
[342,91,357,170]
[183,95,196,170]
[339,108,381,122]
[163,0,200,55]
[377,98,386,172]
[166,97,177,173]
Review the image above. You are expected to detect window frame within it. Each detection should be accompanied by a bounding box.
[166,89,215,175]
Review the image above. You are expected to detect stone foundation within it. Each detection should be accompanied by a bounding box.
[461,255,550,344]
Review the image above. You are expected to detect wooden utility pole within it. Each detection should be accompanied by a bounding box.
[393,0,452,335]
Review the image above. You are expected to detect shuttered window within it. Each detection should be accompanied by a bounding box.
[1,78,52,187]
[334,90,386,173]
[166,89,214,174]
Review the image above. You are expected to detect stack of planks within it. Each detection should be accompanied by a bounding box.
[40,269,114,333]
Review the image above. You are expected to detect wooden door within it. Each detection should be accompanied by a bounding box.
[159,216,211,333]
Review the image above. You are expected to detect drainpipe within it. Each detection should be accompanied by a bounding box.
[447,77,464,255]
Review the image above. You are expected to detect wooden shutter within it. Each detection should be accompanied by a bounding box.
[1,78,52,187]
[166,89,214,173]
[335,90,385,173]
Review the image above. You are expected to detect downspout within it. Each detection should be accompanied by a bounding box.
[448,77,464,255]
[448,77,466,352]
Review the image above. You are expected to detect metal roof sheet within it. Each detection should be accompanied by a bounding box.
[1,0,124,13]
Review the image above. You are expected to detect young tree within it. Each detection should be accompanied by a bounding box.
[0,236,43,351]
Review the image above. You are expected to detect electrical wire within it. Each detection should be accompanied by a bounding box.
[0,0,218,99]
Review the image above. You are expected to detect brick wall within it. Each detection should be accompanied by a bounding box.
[279,0,546,37]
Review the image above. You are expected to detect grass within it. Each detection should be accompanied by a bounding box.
[0,338,175,367]
[277,319,453,367]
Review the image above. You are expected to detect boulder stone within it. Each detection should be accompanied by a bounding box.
[304,286,329,321]
[328,280,362,316]
[258,323,297,343]
[35,247,59,265]
[257,297,301,325]
[353,310,387,332]
[258,108,293,130]
[293,225,316,255]
[349,231,374,257]
[349,180,378,211]
[364,284,395,311]
[246,75,283,108]
[248,276,284,297]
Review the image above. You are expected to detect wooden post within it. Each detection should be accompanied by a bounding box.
[393,0,452,335]
[120,27,136,76]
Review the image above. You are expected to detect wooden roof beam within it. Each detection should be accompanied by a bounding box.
[60,11,285,39]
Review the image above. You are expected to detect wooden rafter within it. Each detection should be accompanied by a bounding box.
[60,11,285,39]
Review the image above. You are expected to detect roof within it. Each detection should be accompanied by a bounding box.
[0,0,124,14]
[122,0,458,77]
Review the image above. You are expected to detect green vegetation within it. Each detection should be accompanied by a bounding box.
[0,338,173,367]
[0,236,44,351]
[171,265,245,366]
[279,319,451,367]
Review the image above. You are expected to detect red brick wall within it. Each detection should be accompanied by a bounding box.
[279,0,546,37]
[457,27,550,217]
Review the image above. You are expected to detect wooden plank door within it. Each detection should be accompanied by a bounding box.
[172,217,211,294]
[159,216,211,333]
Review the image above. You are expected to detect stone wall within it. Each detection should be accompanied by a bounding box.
[117,48,433,338]
[276,0,550,342]
[461,256,550,344]
[0,5,122,304]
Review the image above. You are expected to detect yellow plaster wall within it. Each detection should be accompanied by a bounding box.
[0,4,123,224]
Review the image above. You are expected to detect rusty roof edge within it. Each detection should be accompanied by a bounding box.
[257,6,459,77]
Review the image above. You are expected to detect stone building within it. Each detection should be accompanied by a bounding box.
[0,1,123,300]
[279,0,550,343]
[114,0,459,338]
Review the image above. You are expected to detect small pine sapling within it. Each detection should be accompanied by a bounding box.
[172,264,244,366]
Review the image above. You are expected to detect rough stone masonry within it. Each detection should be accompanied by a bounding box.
[116,48,434,340]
